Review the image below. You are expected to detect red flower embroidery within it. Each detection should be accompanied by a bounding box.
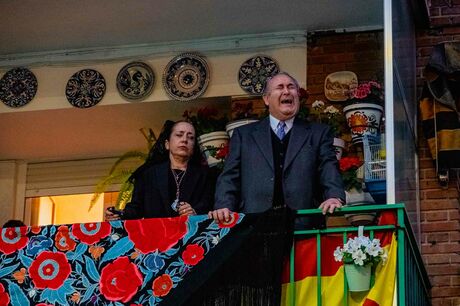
[0,226,28,255]
[72,222,111,245]
[31,226,41,234]
[218,212,239,228]
[182,244,204,266]
[152,274,173,297]
[125,216,188,254]
[0,283,10,306]
[29,251,71,289]
[55,225,76,251]
[99,257,143,303]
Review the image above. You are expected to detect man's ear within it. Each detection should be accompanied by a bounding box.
[262,95,269,107]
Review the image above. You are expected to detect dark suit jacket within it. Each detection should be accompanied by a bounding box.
[123,161,214,219]
[215,117,344,217]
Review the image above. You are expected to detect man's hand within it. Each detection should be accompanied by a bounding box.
[208,208,233,223]
[319,198,343,215]
[178,202,196,216]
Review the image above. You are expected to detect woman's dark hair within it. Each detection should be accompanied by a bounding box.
[130,120,204,181]
[2,219,26,228]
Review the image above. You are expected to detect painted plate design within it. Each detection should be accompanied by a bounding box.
[238,55,279,95]
[0,67,38,108]
[162,53,210,101]
[116,62,155,101]
[66,69,106,108]
[324,71,358,101]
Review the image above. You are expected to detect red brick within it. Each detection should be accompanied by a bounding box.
[420,158,437,169]
[448,210,460,220]
[440,6,460,15]
[424,210,449,221]
[422,242,460,254]
[421,168,437,179]
[425,232,451,243]
[424,189,459,199]
[431,286,460,298]
[421,199,459,210]
[441,26,460,34]
[452,275,460,285]
[421,221,460,232]
[307,65,324,74]
[431,297,454,306]
[430,275,453,286]
[450,231,460,241]
[421,179,446,189]
[424,253,455,264]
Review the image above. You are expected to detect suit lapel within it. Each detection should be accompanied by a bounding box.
[284,119,311,170]
[252,118,274,170]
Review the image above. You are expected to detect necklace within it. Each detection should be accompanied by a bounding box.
[171,167,187,212]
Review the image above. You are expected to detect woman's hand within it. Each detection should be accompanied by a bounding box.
[178,202,196,216]
[105,206,121,221]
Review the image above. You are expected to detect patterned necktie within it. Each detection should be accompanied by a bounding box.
[276,121,286,140]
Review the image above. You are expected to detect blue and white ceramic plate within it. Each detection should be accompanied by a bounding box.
[162,53,210,101]
[238,55,279,95]
[116,62,155,102]
[66,69,106,108]
[0,67,38,108]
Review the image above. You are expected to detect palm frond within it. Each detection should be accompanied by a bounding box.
[115,182,135,210]
[108,150,148,174]
[89,169,134,211]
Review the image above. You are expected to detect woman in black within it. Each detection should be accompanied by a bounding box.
[105,120,214,220]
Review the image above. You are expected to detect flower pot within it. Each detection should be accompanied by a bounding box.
[344,188,376,226]
[197,131,229,167]
[343,103,383,145]
[225,118,259,137]
[344,264,371,292]
[333,137,346,160]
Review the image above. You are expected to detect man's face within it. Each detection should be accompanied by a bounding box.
[262,74,300,121]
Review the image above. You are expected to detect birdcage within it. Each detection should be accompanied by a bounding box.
[363,135,386,203]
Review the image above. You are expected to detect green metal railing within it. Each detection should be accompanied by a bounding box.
[287,204,431,306]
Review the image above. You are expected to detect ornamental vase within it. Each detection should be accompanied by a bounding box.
[197,131,229,167]
[225,118,259,137]
[343,102,383,145]
[344,264,372,292]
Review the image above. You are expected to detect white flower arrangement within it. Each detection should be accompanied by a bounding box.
[334,235,387,267]
[310,99,346,137]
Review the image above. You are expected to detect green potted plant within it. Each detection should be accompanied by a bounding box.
[89,128,157,211]
[310,99,347,159]
[183,107,229,167]
[333,235,387,292]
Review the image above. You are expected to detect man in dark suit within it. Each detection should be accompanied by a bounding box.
[209,72,344,226]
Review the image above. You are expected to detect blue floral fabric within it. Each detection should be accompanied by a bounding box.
[0,213,243,305]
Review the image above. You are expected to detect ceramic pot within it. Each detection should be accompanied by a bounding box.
[343,103,383,144]
[197,131,229,167]
[333,137,346,160]
[344,264,371,292]
[225,118,259,137]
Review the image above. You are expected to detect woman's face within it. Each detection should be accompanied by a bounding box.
[165,122,196,160]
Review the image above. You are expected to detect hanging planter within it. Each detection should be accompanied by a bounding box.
[344,264,372,292]
[197,131,229,167]
[343,102,383,145]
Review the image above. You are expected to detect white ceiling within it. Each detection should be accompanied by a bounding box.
[0,0,383,162]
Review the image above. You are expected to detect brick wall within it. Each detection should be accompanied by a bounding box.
[416,24,460,306]
[307,27,460,305]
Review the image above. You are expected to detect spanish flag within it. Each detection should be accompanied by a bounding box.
[281,228,397,306]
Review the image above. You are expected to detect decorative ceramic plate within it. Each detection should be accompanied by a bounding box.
[238,55,279,95]
[324,71,358,101]
[116,62,155,101]
[66,69,106,108]
[162,53,210,101]
[0,67,38,108]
